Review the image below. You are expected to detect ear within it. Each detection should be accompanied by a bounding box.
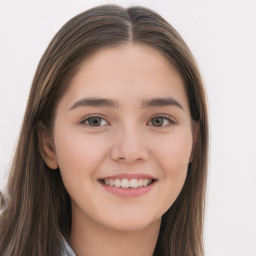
[37,121,58,170]
[189,122,199,163]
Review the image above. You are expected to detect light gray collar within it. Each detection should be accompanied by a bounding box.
[62,239,76,256]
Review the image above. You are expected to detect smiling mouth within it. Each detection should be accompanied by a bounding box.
[99,178,156,189]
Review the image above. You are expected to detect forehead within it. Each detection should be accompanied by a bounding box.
[58,44,189,111]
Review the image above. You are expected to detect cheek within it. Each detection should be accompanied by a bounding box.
[151,128,192,172]
[150,129,192,210]
[53,126,108,184]
[162,131,192,181]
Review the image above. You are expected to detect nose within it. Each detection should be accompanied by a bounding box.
[110,126,149,163]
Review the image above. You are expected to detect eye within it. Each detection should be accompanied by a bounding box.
[82,116,109,127]
[148,116,175,127]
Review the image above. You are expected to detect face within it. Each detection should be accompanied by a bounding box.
[47,44,194,231]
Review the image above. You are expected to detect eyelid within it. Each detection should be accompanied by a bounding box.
[79,114,110,127]
[78,113,176,127]
[147,114,177,126]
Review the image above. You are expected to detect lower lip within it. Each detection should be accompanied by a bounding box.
[99,181,156,197]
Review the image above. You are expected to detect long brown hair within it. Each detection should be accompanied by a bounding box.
[0,5,208,256]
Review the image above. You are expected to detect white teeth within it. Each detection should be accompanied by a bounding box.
[143,179,149,187]
[103,178,153,188]
[114,178,121,187]
[109,179,115,186]
[138,179,143,187]
[130,179,138,188]
[121,179,129,188]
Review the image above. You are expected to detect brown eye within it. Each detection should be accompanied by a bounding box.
[83,116,108,127]
[151,117,164,126]
[149,116,175,127]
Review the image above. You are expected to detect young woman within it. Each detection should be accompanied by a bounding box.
[0,5,208,256]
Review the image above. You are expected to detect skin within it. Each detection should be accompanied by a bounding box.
[40,44,194,256]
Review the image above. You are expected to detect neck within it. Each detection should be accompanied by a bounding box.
[70,206,161,256]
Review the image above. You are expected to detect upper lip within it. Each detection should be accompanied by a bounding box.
[99,173,157,180]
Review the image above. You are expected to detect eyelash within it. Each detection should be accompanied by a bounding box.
[147,115,176,127]
[80,115,110,127]
[80,115,176,128]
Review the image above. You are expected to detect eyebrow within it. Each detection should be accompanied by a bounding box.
[70,97,119,110]
[69,97,183,110]
[142,97,183,110]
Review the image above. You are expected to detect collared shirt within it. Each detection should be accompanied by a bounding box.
[62,239,76,256]
[0,193,76,256]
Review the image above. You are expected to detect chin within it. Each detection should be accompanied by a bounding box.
[101,214,160,232]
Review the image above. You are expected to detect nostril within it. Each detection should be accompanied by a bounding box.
[110,142,149,163]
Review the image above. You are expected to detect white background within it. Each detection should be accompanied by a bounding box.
[0,0,256,255]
